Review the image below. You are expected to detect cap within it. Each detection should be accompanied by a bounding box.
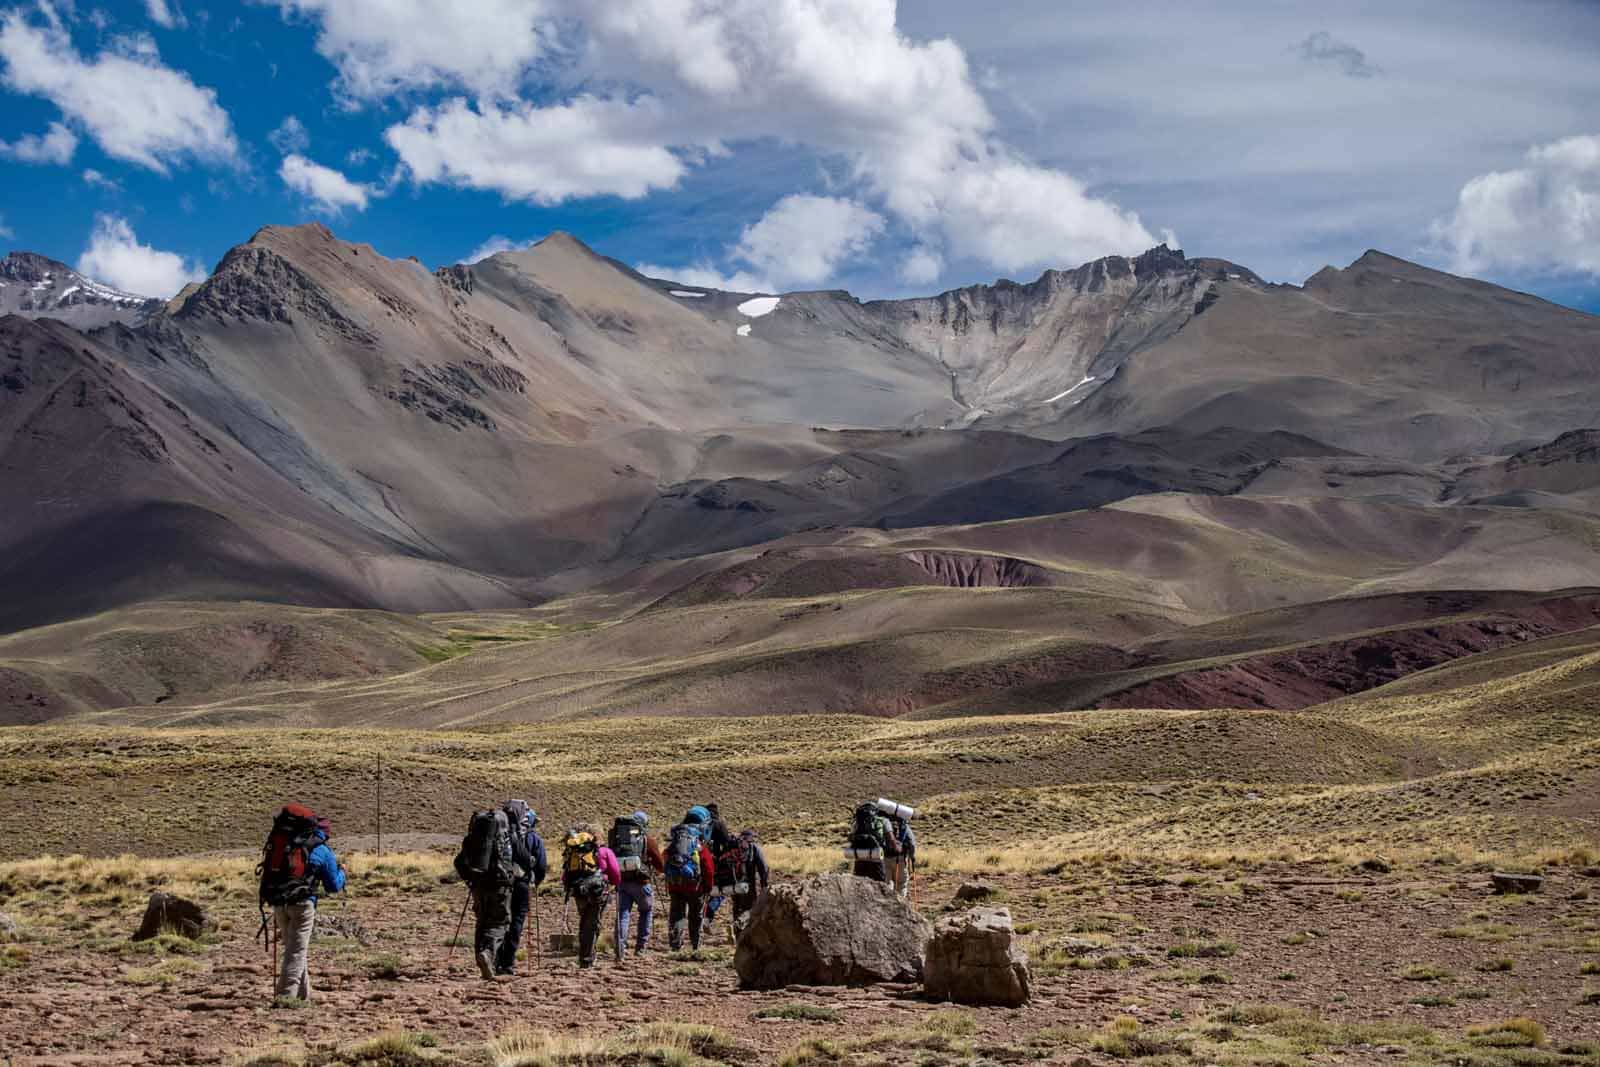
[632,810,649,828]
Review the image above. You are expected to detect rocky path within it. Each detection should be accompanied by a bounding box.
[2,859,1598,1064]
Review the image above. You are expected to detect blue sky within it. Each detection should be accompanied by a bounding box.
[1,0,1597,313]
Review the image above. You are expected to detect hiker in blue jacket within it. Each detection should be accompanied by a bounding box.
[497,801,547,976]
[274,817,345,1001]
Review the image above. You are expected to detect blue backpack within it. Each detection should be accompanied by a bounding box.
[664,821,703,890]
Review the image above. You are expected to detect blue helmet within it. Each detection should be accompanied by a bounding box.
[632,810,649,829]
[686,805,710,825]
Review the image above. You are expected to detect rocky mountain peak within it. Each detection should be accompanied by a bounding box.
[0,251,159,329]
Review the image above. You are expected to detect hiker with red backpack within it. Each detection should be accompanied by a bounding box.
[609,810,664,962]
[713,829,769,940]
[560,823,621,969]
[257,805,346,1002]
[664,806,716,951]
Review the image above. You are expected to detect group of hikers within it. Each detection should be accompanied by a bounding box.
[256,797,915,999]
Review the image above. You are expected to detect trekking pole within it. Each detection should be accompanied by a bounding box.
[532,891,543,968]
[448,888,471,959]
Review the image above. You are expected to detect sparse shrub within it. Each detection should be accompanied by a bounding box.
[1475,958,1514,973]
[1281,931,1309,946]
[1401,964,1451,982]
[1464,1018,1545,1048]
[1167,940,1236,959]
[752,1004,842,1023]
[1581,962,1600,976]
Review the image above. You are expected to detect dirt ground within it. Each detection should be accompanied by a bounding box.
[3,858,1598,1066]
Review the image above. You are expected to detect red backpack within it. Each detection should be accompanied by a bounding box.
[258,803,319,906]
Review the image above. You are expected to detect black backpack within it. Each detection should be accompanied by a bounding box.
[609,816,647,879]
[850,802,888,858]
[258,803,319,907]
[454,809,515,887]
[664,822,703,890]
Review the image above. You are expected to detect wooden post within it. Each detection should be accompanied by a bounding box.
[376,753,383,858]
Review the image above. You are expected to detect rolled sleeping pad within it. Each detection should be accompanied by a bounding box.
[875,798,915,821]
[843,846,884,861]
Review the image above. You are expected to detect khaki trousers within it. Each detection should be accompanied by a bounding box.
[273,901,316,1000]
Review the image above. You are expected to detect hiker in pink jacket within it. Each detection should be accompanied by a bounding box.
[560,823,622,969]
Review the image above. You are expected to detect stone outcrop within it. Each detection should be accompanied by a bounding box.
[734,874,931,989]
[923,905,1031,1007]
[1491,871,1544,895]
[132,892,213,942]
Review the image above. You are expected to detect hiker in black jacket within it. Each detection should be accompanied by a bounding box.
[725,830,769,938]
[468,806,535,981]
[497,801,547,976]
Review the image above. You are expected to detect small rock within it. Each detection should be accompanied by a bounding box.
[0,911,17,940]
[132,892,213,942]
[923,906,1031,1007]
[1491,871,1544,895]
[953,881,999,903]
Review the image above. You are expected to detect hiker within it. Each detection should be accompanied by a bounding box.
[561,823,621,968]
[705,802,735,855]
[455,805,535,980]
[610,810,665,961]
[718,829,769,938]
[497,800,548,976]
[257,805,346,1002]
[665,806,716,951]
[889,816,916,900]
[846,801,898,883]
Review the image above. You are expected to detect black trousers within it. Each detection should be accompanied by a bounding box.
[575,892,608,967]
[473,881,513,960]
[668,892,705,950]
[496,878,531,973]
[853,859,887,882]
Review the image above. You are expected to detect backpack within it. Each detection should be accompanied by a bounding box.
[846,802,888,862]
[562,829,605,897]
[718,830,757,894]
[454,808,515,887]
[664,822,703,891]
[608,816,647,879]
[258,803,320,907]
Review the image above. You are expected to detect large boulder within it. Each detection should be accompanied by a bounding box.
[132,892,212,942]
[735,874,931,989]
[923,906,1031,1007]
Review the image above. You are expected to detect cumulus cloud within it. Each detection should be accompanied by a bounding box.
[76,214,205,297]
[272,0,549,101]
[465,234,523,262]
[82,167,119,190]
[145,0,184,29]
[268,114,310,154]
[1297,31,1382,78]
[279,153,374,212]
[733,195,885,289]
[899,245,945,286]
[278,0,1160,286]
[0,119,77,164]
[385,96,688,204]
[1437,134,1600,276]
[0,6,236,172]
[633,260,769,293]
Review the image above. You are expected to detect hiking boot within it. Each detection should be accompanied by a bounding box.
[475,949,495,981]
[634,945,649,956]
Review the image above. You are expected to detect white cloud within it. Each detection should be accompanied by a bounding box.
[76,214,205,297]
[0,215,13,240]
[279,153,374,213]
[634,261,769,293]
[1437,134,1600,276]
[0,7,236,172]
[82,167,119,190]
[385,96,688,205]
[732,195,884,289]
[145,0,185,30]
[0,119,77,164]
[465,235,523,263]
[899,245,944,286]
[268,114,309,154]
[345,145,373,167]
[272,0,549,101]
[277,0,1159,282]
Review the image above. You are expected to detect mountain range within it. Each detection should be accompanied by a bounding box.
[4,222,1600,721]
